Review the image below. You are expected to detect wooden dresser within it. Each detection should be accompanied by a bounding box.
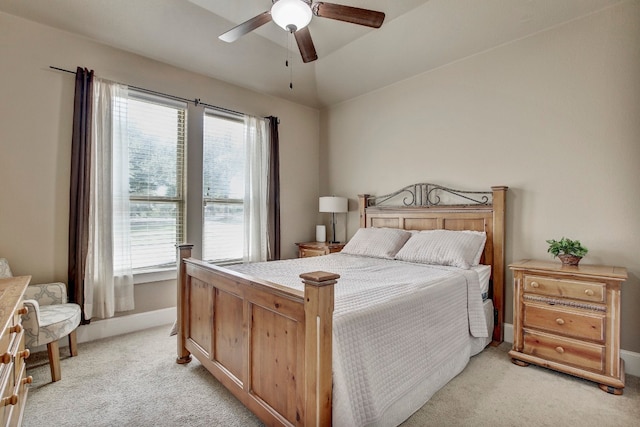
[509,260,627,394]
[0,276,30,426]
[296,241,345,258]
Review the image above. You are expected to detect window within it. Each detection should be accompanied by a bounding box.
[202,111,245,263]
[126,92,186,270]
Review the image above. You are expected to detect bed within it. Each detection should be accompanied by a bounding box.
[175,183,507,427]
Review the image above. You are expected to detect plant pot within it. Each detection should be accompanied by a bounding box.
[558,254,582,266]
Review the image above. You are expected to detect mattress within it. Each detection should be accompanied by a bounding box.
[229,253,491,427]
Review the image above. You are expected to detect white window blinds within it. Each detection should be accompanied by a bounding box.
[202,110,245,263]
[126,92,186,270]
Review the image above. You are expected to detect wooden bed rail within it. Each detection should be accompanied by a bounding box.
[301,271,338,427]
[176,244,337,427]
[490,186,507,344]
[176,243,194,365]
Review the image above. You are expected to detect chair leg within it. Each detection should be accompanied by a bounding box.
[68,330,78,357]
[47,340,61,382]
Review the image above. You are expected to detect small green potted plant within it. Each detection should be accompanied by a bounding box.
[546,237,588,266]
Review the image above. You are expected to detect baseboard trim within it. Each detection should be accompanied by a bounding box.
[31,307,176,354]
[76,307,176,344]
[502,322,640,378]
[504,322,514,344]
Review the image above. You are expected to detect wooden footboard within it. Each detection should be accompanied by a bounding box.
[176,244,337,427]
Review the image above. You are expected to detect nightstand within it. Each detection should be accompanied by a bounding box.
[296,241,345,258]
[509,259,627,394]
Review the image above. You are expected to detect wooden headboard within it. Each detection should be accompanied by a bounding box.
[358,183,508,344]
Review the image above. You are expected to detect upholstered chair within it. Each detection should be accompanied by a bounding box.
[0,258,81,382]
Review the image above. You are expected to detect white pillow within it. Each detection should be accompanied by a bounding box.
[341,228,412,259]
[394,229,487,269]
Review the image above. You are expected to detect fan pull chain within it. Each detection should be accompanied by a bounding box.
[286,30,294,90]
[289,59,294,90]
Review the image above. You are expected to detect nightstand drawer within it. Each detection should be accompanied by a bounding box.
[523,329,605,373]
[299,247,328,258]
[296,242,345,258]
[523,302,605,342]
[524,275,605,303]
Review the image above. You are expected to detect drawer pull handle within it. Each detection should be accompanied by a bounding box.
[555,318,565,325]
[18,349,30,360]
[555,346,565,354]
[584,289,595,296]
[22,376,33,385]
[0,353,11,364]
[9,324,22,334]
[16,307,28,315]
[530,281,539,288]
[1,395,18,406]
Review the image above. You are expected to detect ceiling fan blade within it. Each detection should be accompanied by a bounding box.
[218,11,272,43]
[313,2,385,28]
[294,27,318,63]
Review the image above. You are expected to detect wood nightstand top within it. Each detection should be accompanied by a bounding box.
[509,259,627,281]
[296,241,345,249]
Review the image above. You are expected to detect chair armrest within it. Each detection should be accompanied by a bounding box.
[21,299,40,348]
[24,282,68,305]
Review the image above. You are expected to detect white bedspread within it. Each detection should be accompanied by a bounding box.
[229,253,489,427]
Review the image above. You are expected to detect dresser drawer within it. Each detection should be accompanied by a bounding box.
[523,329,605,373]
[9,331,27,390]
[0,362,15,425]
[523,302,605,342]
[524,275,605,303]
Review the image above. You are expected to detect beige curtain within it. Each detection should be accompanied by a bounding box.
[84,78,134,319]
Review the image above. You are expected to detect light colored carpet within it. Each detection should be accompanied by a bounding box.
[23,325,639,426]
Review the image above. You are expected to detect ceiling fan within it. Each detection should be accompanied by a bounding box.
[218,0,385,63]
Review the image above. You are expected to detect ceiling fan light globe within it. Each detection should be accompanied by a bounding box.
[271,0,312,32]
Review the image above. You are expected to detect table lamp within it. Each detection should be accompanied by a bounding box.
[319,196,348,243]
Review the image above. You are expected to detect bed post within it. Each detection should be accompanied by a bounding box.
[491,186,508,344]
[176,243,194,364]
[301,271,339,427]
[358,194,370,228]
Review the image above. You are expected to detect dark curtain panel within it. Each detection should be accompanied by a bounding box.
[68,67,94,323]
[267,116,281,261]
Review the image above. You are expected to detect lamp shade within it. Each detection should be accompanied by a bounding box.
[271,0,313,32]
[319,196,348,213]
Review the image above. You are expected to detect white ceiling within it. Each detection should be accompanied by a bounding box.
[0,0,622,108]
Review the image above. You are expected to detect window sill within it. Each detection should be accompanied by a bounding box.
[133,268,176,285]
[132,260,242,285]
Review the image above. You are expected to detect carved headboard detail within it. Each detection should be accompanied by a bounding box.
[365,183,493,208]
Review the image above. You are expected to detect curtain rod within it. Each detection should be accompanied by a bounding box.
[49,65,269,120]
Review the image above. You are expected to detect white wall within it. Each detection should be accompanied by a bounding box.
[320,1,640,352]
[0,12,320,314]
